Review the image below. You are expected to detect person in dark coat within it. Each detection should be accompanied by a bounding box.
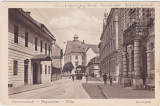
[71,74,74,82]
[109,75,112,86]
[103,73,107,85]
[85,74,88,83]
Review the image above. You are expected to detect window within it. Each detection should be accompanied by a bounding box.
[49,45,50,55]
[45,65,47,74]
[75,62,78,66]
[35,37,37,51]
[40,40,43,53]
[45,43,47,54]
[75,55,78,59]
[40,64,42,74]
[13,60,18,75]
[48,66,50,74]
[25,32,28,47]
[14,25,18,43]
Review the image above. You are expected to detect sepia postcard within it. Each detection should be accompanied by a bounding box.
[0,1,160,106]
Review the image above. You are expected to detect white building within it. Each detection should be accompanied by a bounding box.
[8,8,55,87]
[86,45,99,65]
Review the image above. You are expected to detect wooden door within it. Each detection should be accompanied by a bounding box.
[24,65,28,85]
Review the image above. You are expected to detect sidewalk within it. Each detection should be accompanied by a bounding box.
[8,78,69,95]
[82,82,155,99]
[99,83,155,98]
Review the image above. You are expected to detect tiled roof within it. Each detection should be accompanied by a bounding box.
[65,41,89,55]
[10,8,55,40]
[90,45,99,53]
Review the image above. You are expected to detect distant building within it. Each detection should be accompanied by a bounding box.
[8,8,55,87]
[64,34,88,73]
[99,9,119,81]
[86,45,99,65]
[86,56,100,77]
[51,42,63,81]
[64,34,100,74]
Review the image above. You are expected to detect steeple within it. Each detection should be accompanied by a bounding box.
[73,33,79,41]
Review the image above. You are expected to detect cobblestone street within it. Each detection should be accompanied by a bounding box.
[9,77,90,99]
[9,76,155,99]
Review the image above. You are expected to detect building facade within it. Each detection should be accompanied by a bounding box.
[86,56,100,77]
[117,8,155,89]
[99,9,119,81]
[51,42,63,81]
[99,8,155,89]
[86,45,99,65]
[64,34,88,73]
[8,8,55,87]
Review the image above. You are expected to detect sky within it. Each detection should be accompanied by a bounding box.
[23,8,111,50]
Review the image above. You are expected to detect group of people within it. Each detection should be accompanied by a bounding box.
[71,74,88,83]
[102,73,112,86]
[71,73,112,85]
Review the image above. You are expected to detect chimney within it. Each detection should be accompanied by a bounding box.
[82,40,85,44]
[26,12,31,16]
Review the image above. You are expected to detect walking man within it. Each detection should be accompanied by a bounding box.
[71,74,75,82]
[103,73,107,85]
[85,74,88,83]
[109,75,112,86]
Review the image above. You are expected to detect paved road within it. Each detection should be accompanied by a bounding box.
[9,77,90,99]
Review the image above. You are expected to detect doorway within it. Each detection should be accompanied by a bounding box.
[24,65,28,85]
[33,62,38,84]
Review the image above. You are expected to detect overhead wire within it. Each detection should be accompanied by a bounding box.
[35,9,65,45]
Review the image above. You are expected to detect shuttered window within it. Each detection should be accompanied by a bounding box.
[48,66,50,74]
[13,60,18,75]
[45,65,47,74]
[35,37,37,51]
[49,45,50,55]
[25,32,28,47]
[40,64,42,74]
[45,43,47,54]
[40,40,43,53]
[14,25,18,43]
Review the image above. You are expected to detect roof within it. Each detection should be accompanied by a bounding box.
[64,40,89,55]
[90,45,99,53]
[31,54,52,61]
[85,44,99,53]
[9,8,55,41]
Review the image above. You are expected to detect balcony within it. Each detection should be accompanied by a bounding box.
[123,22,148,44]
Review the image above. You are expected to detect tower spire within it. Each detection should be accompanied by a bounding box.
[73,33,79,41]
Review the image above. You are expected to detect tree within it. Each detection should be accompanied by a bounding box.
[63,62,74,77]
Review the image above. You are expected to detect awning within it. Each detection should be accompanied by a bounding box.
[31,54,52,61]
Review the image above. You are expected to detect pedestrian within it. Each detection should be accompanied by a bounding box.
[71,74,74,82]
[103,73,107,85]
[109,75,112,86]
[85,74,88,83]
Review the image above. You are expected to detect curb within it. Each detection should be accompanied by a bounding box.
[9,84,53,95]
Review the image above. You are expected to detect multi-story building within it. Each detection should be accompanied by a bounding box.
[86,45,99,65]
[64,34,88,72]
[99,8,155,90]
[8,8,55,87]
[117,8,155,89]
[86,56,100,77]
[51,42,63,80]
[99,9,119,81]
